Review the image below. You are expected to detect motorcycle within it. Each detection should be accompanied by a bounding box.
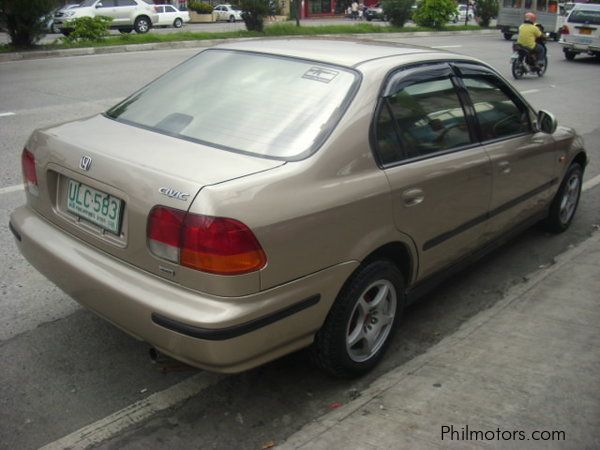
[511,24,548,79]
[511,43,548,79]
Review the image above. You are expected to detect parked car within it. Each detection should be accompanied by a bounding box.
[365,3,387,21]
[10,39,586,378]
[53,0,159,35]
[212,4,242,22]
[559,3,600,60]
[154,4,190,28]
[41,4,80,34]
[452,4,473,23]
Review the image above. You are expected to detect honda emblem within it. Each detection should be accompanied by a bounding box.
[79,155,92,171]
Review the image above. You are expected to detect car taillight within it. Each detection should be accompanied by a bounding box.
[21,148,39,197]
[147,206,266,275]
[148,206,185,262]
[560,25,569,35]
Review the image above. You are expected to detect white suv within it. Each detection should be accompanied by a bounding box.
[53,0,159,35]
[559,4,600,60]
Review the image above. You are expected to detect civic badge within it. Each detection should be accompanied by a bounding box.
[79,155,92,172]
[159,187,190,201]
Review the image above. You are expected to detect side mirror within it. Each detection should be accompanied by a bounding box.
[537,110,557,134]
[96,2,103,8]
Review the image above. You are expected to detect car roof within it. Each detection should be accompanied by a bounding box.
[214,38,447,68]
[572,3,600,9]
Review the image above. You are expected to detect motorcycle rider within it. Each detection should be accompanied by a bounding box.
[516,12,544,69]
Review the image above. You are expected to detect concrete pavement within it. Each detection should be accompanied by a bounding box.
[282,231,600,449]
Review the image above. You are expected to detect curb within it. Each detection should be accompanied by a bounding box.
[0,29,499,63]
[280,230,600,449]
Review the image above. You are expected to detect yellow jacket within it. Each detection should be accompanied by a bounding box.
[517,23,542,50]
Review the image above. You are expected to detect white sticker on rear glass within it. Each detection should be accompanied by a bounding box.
[302,67,340,84]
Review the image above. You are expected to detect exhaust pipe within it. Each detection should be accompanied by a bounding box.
[149,347,170,364]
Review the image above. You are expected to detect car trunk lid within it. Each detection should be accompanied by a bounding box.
[27,114,285,295]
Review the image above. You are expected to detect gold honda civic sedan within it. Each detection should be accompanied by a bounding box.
[10,39,586,377]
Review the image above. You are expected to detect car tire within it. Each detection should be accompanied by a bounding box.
[503,32,513,40]
[564,49,576,61]
[119,27,133,34]
[134,16,151,34]
[60,29,73,37]
[229,15,235,22]
[544,163,583,233]
[173,18,183,28]
[311,260,404,378]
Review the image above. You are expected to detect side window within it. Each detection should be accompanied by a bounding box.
[99,0,116,7]
[462,76,531,141]
[118,0,137,6]
[374,77,471,165]
[166,5,176,12]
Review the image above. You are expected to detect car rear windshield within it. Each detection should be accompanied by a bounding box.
[568,9,600,25]
[106,50,358,160]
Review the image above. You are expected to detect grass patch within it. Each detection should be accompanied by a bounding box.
[3,22,483,52]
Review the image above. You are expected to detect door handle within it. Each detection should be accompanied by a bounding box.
[498,161,511,174]
[402,188,425,207]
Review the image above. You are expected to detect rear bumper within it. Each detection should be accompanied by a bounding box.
[560,39,600,53]
[10,206,357,373]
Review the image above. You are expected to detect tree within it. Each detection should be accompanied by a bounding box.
[0,0,58,47]
[240,0,269,32]
[413,0,457,29]
[475,0,498,27]
[382,0,415,28]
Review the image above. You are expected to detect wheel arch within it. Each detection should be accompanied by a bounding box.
[360,241,416,289]
[135,14,152,25]
[571,150,588,170]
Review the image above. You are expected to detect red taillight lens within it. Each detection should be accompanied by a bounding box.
[147,206,185,263]
[181,215,267,275]
[147,206,266,275]
[21,148,39,196]
[560,25,569,35]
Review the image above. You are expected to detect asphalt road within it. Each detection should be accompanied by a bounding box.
[0,33,599,450]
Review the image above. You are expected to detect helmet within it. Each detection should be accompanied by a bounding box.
[525,12,537,22]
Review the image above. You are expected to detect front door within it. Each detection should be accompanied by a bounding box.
[453,63,557,241]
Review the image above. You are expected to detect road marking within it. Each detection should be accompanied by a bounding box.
[40,372,223,450]
[0,184,23,195]
[0,112,15,117]
[583,173,600,192]
[431,45,463,48]
[520,89,540,95]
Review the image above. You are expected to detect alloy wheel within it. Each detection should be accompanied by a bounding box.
[346,280,397,363]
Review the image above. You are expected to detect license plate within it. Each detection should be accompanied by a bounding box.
[579,28,592,35]
[574,36,593,45]
[67,179,123,234]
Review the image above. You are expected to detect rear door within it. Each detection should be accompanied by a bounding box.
[453,63,557,242]
[115,0,137,25]
[372,63,492,280]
